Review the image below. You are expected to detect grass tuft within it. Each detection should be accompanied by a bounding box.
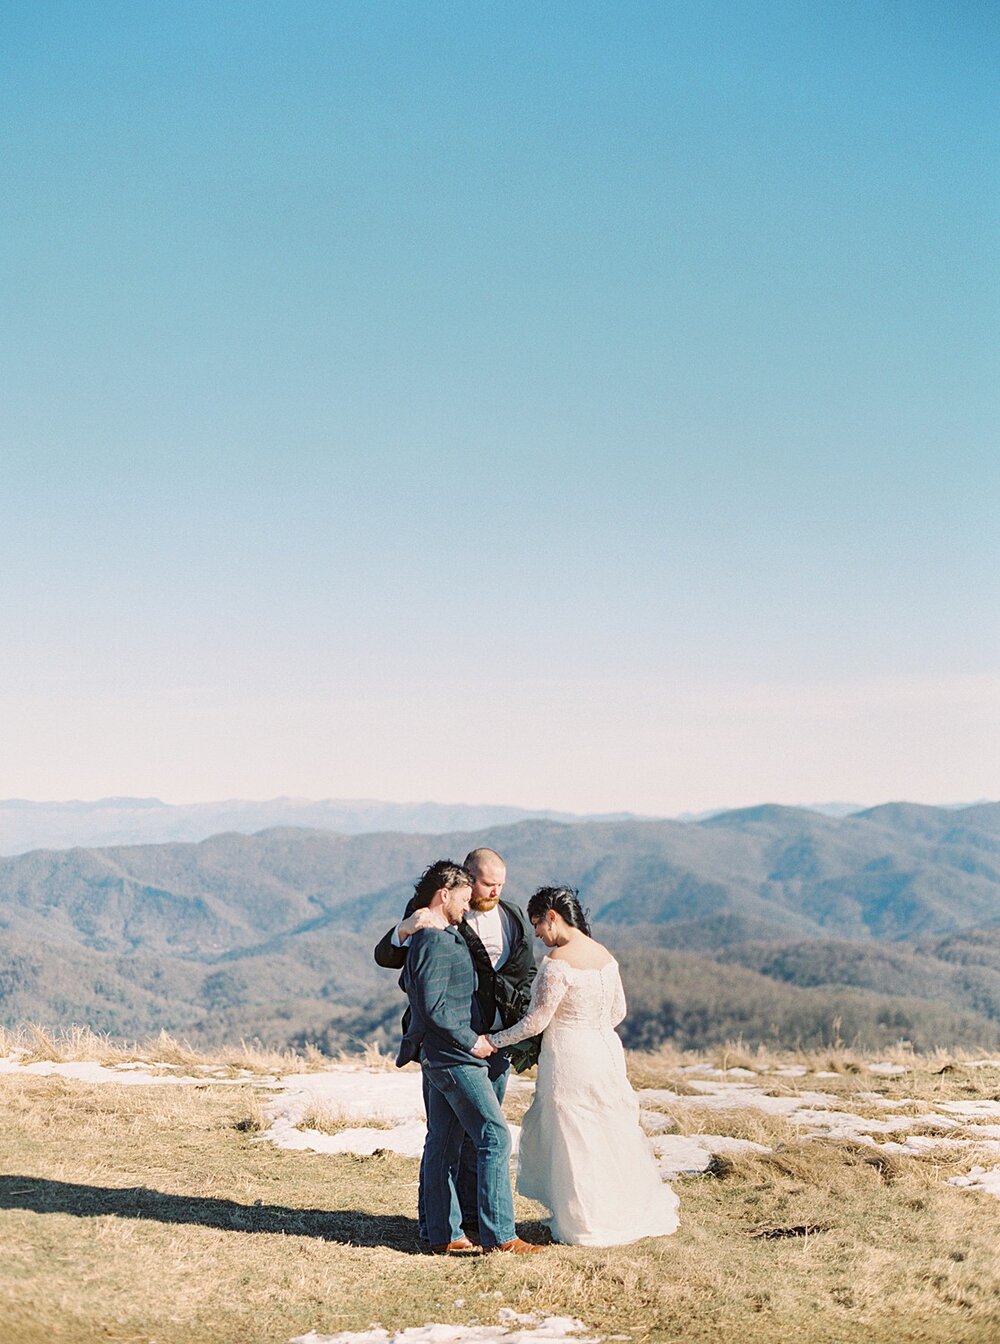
[0,1022,343,1075]
[295,1103,395,1135]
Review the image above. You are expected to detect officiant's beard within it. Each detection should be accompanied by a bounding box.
[470,892,501,913]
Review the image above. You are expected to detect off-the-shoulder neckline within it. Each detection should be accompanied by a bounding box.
[542,953,617,973]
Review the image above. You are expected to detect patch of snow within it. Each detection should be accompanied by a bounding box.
[272,1117,429,1159]
[270,1071,428,1123]
[504,1077,536,1099]
[876,1135,962,1155]
[651,1133,769,1178]
[0,1057,239,1087]
[790,1108,945,1139]
[938,1100,1000,1120]
[634,1088,687,1106]
[639,1109,674,1134]
[114,1060,177,1070]
[868,1062,908,1075]
[676,1065,758,1078]
[855,1092,915,1109]
[949,1165,1000,1200]
[257,1071,522,1159]
[774,1066,808,1077]
[259,1078,423,1159]
[290,1313,596,1344]
[879,1136,1000,1158]
[670,1081,842,1116]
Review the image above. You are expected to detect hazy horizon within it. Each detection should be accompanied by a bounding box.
[2,790,995,815]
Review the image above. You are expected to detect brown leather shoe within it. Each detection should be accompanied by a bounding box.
[430,1236,481,1255]
[490,1237,545,1254]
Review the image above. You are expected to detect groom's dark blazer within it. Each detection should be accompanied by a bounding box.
[374,897,535,1035]
[399,925,489,1069]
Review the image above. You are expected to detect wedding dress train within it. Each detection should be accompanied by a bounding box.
[491,955,679,1247]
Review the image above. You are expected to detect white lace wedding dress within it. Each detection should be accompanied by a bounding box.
[490,955,679,1246]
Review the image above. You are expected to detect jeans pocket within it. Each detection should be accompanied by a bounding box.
[432,1067,458,1096]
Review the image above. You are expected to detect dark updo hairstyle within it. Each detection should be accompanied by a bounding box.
[526,885,591,937]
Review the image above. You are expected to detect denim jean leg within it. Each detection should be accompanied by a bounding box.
[458,1052,510,1231]
[417,1067,431,1240]
[422,1071,466,1246]
[432,1063,514,1249]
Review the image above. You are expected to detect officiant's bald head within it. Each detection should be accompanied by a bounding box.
[465,848,506,912]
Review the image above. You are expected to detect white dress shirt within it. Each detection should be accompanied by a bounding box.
[466,904,513,1030]
[464,903,512,970]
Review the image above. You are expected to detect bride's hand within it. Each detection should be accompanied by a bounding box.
[398,907,448,939]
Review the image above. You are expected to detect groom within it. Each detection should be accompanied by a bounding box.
[376,846,535,1239]
[399,859,542,1255]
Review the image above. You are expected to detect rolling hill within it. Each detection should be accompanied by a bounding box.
[1,803,998,1050]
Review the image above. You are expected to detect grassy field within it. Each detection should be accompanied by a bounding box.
[2,1032,1000,1344]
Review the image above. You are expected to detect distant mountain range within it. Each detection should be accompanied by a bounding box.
[1,802,999,1052]
[7,795,989,856]
[0,796,650,855]
[8,795,992,858]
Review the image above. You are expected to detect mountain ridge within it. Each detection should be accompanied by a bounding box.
[0,796,656,855]
[2,804,999,1051]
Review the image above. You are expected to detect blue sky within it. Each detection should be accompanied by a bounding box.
[1,1,997,811]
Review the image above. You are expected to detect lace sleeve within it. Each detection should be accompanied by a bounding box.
[489,959,569,1047]
[610,964,626,1028]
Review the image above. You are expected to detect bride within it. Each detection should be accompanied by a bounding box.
[488,886,679,1247]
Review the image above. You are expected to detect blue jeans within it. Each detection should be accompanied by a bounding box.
[423,1061,515,1249]
[418,1054,508,1238]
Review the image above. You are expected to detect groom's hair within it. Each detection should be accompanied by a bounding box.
[412,859,474,909]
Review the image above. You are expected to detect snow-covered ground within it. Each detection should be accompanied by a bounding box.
[3,1052,1000,1201]
[292,1311,597,1344]
[0,1056,260,1086]
[6,1049,1000,1344]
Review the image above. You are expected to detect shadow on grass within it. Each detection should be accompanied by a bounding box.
[0,1174,426,1251]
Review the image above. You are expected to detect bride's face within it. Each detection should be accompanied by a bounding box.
[530,910,561,946]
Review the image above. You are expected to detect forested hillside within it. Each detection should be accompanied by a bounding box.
[1,804,998,1050]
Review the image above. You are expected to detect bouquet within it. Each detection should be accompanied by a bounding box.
[506,1034,542,1074]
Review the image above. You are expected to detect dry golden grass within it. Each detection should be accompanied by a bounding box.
[622,1045,697,1090]
[0,1022,347,1076]
[501,1086,537,1126]
[296,1102,396,1135]
[657,1104,805,1148]
[348,1039,414,1072]
[2,1042,1000,1344]
[624,1042,1000,1102]
[870,1062,1000,1106]
[709,1042,762,1072]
